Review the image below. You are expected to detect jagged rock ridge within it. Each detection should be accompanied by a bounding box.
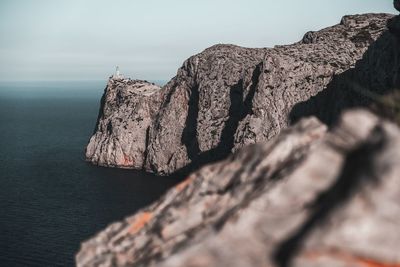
[86,13,397,175]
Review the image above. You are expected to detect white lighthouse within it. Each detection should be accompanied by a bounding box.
[116,66,120,77]
[114,66,123,79]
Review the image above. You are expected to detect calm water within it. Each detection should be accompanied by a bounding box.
[0,81,178,267]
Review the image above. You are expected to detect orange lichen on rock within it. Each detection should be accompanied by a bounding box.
[128,212,153,235]
[175,175,194,192]
[360,259,400,267]
[303,249,400,267]
[123,155,134,166]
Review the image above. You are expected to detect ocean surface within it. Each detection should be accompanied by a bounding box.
[0,81,179,267]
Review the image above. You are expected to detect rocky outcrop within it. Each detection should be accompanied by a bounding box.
[86,13,397,175]
[77,109,400,267]
[78,8,400,266]
[86,78,162,169]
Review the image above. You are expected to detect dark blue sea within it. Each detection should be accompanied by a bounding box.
[0,81,179,267]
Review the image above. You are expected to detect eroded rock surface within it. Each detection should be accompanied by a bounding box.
[77,109,400,267]
[86,13,397,175]
[86,78,162,168]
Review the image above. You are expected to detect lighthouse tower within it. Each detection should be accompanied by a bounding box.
[116,66,120,77]
[114,66,123,79]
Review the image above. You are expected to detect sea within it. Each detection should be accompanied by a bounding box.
[0,80,179,267]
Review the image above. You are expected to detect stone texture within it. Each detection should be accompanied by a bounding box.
[76,109,400,267]
[85,78,162,169]
[86,13,398,175]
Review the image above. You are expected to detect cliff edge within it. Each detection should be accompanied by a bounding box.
[86,78,162,169]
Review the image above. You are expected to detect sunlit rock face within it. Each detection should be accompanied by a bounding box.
[85,78,162,169]
[77,109,400,267]
[87,13,397,175]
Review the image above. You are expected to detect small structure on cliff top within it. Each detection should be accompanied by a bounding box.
[113,66,123,79]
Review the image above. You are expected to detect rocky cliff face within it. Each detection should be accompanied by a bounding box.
[77,109,400,267]
[86,13,397,175]
[86,79,162,169]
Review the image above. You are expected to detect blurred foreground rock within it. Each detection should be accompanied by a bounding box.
[77,109,400,267]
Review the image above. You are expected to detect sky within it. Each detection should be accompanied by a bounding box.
[0,0,395,82]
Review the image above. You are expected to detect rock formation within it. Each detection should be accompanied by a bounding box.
[77,109,400,267]
[78,7,400,267]
[86,79,162,169]
[86,13,397,175]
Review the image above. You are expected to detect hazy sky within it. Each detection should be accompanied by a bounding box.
[0,0,395,81]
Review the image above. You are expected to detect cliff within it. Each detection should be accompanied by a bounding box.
[86,13,398,175]
[86,78,162,169]
[77,9,400,267]
[78,109,400,267]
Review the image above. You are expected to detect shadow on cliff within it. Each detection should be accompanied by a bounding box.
[179,63,262,175]
[289,30,400,127]
[92,86,107,135]
[182,84,201,160]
